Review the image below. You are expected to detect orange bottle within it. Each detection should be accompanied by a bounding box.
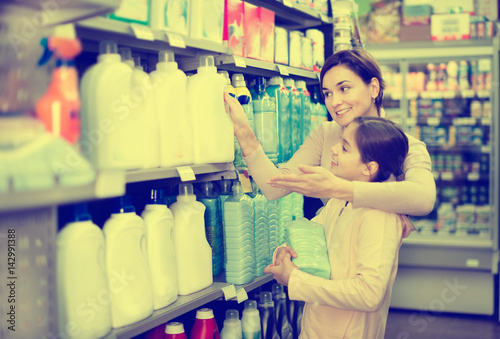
[35,24,82,145]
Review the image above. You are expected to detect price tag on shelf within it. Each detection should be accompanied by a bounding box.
[165,32,186,48]
[465,259,480,268]
[443,90,456,99]
[282,0,293,7]
[426,117,440,126]
[238,171,253,193]
[236,288,249,303]
[440,172,454,181]
[130,23,155,41]
[467,172,480,181]
[277,65,289,76]
[233,55,247,68]
[319,13,329,22]
[221,285,237,300]
[176,166,196,182]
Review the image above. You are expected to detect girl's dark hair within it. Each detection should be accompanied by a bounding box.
[320,48,385,114]
[353,117,408,182]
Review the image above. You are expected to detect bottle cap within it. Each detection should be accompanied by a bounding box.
[231,181,243,195]
[118,47,132,62]
[225,309,239,321]
[159,50,175,63]
[258,291,274,307]
[198,55,216,73]
[112,196,135,214]
[165,322,185,334]
[99,40,118,54]
[147,189,165,205]
[132,54,142,69]
[283,78,295,88]
[244,300,258,310]
[200,181,214,197]
[196,308,214,320]
[218,70,231,85]
[231,73,246,87]
[178,183,194,196]
[268,76,283,86]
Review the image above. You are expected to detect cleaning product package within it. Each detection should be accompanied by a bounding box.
[285,218,331,279]
[150,0,189,36]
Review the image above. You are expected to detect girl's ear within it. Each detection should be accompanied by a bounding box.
[370,77,380,100]
[362,161,379,179]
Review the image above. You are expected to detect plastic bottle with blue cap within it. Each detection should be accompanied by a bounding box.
[141,189,178,310]
[103,196,153,328]
[57,203,111,338]
[170,183,213,295]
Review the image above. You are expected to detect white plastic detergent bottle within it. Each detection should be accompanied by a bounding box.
[103,196,153,328]
[80,41,139,170]
[242,300,261,339]
[187,55,234,165]
[57,203,111,339]
[169,183,213,295]
[220,309,243,339]
[141,189,178,310]
[131,54,160,169]
[151,50,193,168]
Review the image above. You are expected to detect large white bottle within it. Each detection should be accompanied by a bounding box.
[103,196,154,328]
[151,50,193,167]
[57,203,111,339]
[187,55,234,164]
[80,41,139,170]
[170,183,213,295]
[141,189,178,310]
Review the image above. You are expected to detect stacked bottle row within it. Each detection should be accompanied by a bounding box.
[145,285,305,339]
[57,186,213,337]
[80,42,234,171]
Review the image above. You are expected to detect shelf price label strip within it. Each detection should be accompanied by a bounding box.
[165,32,186,49]
[176,166,196,182]
[130,23,155,41]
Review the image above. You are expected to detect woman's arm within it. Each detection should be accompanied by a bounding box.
[352,135,436,216]
[225,92,326,200]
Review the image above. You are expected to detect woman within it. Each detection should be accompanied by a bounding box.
[264,117,416,338]
[224,48,435,216]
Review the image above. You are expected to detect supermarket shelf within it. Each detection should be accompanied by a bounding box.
[386,89,491,101]
[1,0,120,27]
[126,163,237,184]
[0,170,125,213]
[366,39,498,61]
[426,144,491,153]
[109,274,274,339]
[244,0,331,29]
[399,237,497,271]
[76,17,232,56]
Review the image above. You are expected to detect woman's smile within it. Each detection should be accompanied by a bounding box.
[335,107,351,116]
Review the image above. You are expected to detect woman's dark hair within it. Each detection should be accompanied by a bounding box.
[320,48,385,114]
[353,117,408,182]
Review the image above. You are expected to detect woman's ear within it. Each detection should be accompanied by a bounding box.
[362,161,379,179]
[370,77,380,100]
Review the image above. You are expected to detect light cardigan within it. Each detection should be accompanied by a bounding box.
[287,198,415,339]
[243,121,436,216]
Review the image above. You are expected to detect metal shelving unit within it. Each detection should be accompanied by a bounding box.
[107,274,274,339]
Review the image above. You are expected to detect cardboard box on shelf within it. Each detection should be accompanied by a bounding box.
[259,7,274,63]
[400,24,431,41]
[402,4,432,26]
[431,13,470,40]
[224,0,244,56]
[243,2,261,59]
[474,0,499,22]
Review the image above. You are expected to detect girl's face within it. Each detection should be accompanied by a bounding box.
[322,65,380,127]
[330,122,372,182]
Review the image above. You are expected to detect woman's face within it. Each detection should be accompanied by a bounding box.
[322,65,379,127]
[330,122,371,182]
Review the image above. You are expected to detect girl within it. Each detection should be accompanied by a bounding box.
[264,116,416,339]
[224,48,435,216]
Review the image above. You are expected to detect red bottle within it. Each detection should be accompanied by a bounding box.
[190,308,221,339]
[164,322,188,339]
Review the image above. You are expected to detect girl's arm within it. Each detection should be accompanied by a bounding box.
[269,134,436,216]
[283,210,402,312]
